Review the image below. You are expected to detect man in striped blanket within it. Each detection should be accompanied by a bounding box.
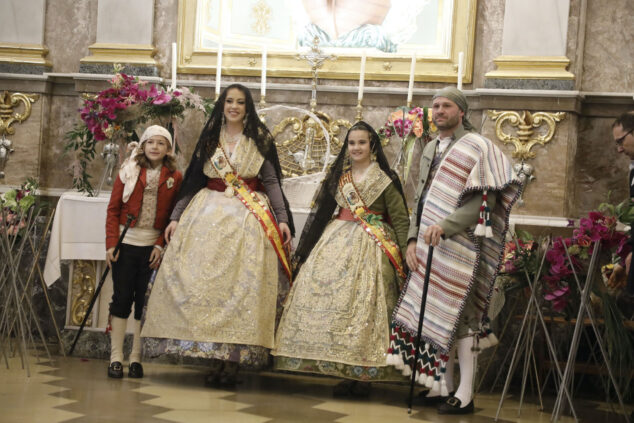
[386,87,522,414]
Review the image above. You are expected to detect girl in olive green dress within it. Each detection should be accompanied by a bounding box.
[273,121,409,396]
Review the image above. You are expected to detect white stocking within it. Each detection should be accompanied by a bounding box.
[109,316,127,364]
[454,336,476,407]
[445,348,455,394]
[129,319,142,363]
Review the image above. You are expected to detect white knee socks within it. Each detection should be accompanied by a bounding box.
[444,349,455,394]
[454,336,476,406]
[109,316,127,364]
[129,319,142,364]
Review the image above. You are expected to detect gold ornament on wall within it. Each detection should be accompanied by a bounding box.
[486,110,566,160]
[0,91,39,178]
[487,110,566,207]
[0,91,39,136]
[70,260,97,326]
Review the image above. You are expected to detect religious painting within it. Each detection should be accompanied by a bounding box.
[177,0,477,82]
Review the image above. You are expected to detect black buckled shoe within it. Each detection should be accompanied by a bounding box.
[437,396,474,414]
[410,391,454,406]
[128,362,144,378]
[108,361,123,378]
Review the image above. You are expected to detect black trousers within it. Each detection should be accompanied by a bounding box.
[109,244,154,320]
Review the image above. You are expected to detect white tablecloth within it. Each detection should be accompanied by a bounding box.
[43,191,110,286]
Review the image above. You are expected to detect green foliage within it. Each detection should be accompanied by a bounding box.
[598,290,634,398]
[64,124,97,196]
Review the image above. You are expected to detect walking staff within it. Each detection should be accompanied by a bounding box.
[407,245,434,414]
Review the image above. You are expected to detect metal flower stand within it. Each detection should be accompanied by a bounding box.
[494,237,577,421]
[0,205,62,375]
[493,237,631,422]
[551,241,630,422]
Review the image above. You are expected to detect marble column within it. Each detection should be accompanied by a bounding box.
[80,0,159,76]
[485,0,575,90]
[0,0,51,74]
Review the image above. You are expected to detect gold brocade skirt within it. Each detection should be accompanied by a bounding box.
[273,218,402,380]
[141,188,281,363]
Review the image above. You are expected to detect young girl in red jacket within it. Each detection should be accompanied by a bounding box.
[105,125,182,379]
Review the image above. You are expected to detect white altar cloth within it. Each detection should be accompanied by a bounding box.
[43,191,110,286]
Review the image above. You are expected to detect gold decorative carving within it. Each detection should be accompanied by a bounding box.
[248,57,257,67]
[251,0,272,35]
[0,91,39,136]
[272,111,352,177]
[487,110,566,160]
[70,260,97,326]
[383,62,392,71]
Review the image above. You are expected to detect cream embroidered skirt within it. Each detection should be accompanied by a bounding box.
[141,188,284,366]
[273,219,404,381]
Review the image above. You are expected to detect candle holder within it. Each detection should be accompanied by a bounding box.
[355,99,363,122]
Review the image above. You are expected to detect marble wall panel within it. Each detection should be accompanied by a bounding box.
[580,0,634,92]
[501,0,569,56]
[472,0,505,87]
[0,0,46,44]
[96,0,154,45]
[154,0,179,79]
[575,116,629,216]
[566,0,581,86]
[44,0,97,73]
[39,95,83,189]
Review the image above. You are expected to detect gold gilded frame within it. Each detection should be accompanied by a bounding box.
[177,0,477,83]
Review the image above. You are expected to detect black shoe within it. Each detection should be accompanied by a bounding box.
[108,361,123,378]
[410,391,454,406]
[333,380,371,398]
[437,396,474,414]
[128,362,144,378]
[333,380,355,397]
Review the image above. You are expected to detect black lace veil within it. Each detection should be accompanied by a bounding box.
[292,121,406,271]
[176,83,295,235]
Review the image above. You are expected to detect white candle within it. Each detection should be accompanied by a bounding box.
[457,51,464,90]
[215,43,223,97]
[261,46,267,97]
[358,50,366,101]
[407,51,416,105]
[171,42,177,90]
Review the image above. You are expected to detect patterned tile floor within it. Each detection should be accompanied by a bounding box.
[1,353,631,423]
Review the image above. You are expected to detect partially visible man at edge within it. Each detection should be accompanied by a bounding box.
[613,111,634,295]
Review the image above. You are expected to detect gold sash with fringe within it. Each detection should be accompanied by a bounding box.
[210,145,292,279]
[338,171,406,278]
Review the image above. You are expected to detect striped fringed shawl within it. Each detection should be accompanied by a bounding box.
[389,133,521,364]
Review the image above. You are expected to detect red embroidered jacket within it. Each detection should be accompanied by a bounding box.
[106,166,183,249]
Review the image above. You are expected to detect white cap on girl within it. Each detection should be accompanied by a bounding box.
[119,125,172,203]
